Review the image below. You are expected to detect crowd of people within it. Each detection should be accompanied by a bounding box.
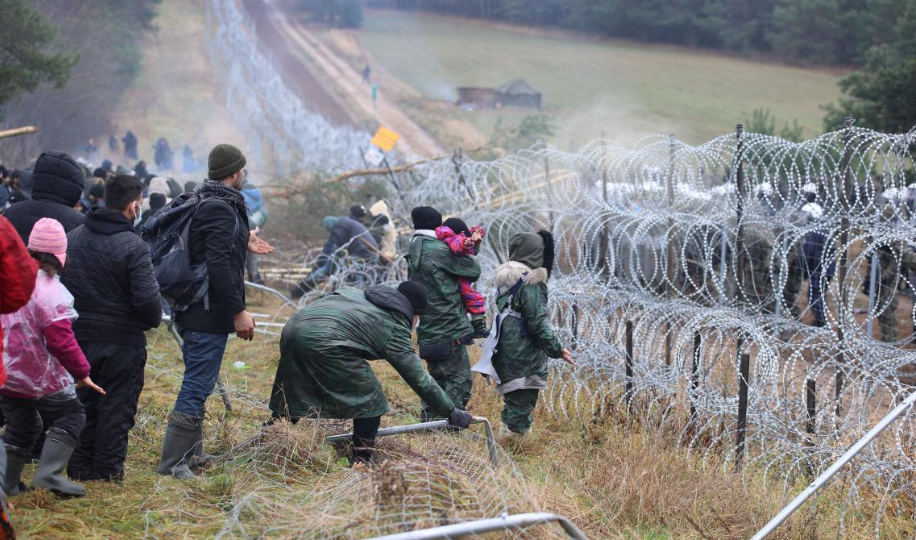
[0,140,576,537]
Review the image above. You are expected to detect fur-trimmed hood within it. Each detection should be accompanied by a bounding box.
[494,261,548,293]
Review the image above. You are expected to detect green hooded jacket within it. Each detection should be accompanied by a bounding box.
[268,286,455,419]
[491,261,564,394]
[406,232,481,345]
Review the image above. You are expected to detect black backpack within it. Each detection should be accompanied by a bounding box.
[139,192,238,311]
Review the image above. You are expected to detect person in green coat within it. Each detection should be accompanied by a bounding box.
[474,231,575,440]
[406,206,482,420]
[268,281,473,462]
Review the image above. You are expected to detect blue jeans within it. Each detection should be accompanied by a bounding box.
[174,328,229,416]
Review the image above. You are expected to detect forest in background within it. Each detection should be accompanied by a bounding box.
[0,0,160,165]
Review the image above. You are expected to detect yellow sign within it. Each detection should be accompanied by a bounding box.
[371,126,400,153]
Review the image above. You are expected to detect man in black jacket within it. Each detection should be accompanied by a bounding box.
[62,175,163,482]
[157,144,273,479]
[291,213,379,298]
[4,151,86,243]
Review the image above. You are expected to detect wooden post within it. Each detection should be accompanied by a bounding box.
[571,302,579,351]
[690,331,701,420]
[735,352,751,466]
[834,116,856,416]
[806,378,816,441]
[600,132,611,278]
[665,135,676,367]
[0,126,38,140]
[544,155,556,231]
[734,125,747,304]
[625,321,634,413]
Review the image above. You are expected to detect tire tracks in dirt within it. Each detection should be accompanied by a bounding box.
[261,0,447,158]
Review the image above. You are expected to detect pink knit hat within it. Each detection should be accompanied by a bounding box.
[28,218,68,267]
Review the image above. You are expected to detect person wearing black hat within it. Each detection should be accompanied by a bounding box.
[156,143,274,479]
[4,151,87,243]
[268,281,472,463]
[349,204,367,223]
[405,206,481,420]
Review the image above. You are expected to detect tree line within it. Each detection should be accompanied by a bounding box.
[0,0,160,164]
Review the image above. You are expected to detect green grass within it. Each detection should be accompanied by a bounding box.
[357,9,845,147]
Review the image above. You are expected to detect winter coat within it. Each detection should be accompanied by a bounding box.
[321,216,378,260]
[491,261,563,394]
[4,151,86,243]
[268,286,454,419]
[368,200,398,263]
[63,208,162,347]
[173,195,250,334]
[1,270,91,399]
[141,177,172,213]
[406,232,481,346]
[0,216,38,387]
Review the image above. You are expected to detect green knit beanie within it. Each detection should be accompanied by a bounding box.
[208,143,247,180]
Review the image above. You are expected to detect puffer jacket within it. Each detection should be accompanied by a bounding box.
[491,261,563,394]
[63,208,162,346]
[406,232,481,346]
[268,286,454,419]
[4,151,86,243]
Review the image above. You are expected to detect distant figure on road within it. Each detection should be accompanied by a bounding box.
[182,145,196,173]
[154,138,174,171]
[362,64,371,85]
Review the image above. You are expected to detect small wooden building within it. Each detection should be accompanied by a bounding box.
[457,78,542,109]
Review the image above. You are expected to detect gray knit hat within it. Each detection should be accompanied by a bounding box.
[207,144,247,180]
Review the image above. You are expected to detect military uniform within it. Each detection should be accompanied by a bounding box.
[406,232,481,418]
[268,287,454,420]
[486,233,564,435]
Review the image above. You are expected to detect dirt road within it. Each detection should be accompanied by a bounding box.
[257,0,447,158]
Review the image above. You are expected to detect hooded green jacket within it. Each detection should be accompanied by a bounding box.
[406,233,481,345]
[268,286,455,419]
[491,261,564,394]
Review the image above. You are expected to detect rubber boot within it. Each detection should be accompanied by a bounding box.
[189,416,217,470]
[2,446,28,496]
[32,428,85,497]
[156,411,199,479]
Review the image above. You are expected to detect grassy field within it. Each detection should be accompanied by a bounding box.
[354,10,845,149]
[8,285,911,539]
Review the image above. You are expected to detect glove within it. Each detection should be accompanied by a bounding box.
[447,408,473,430]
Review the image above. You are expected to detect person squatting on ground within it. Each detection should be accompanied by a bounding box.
[291,211,378,298]
[473,231,575,441]
[0,215,38,537]
[267,281,473,463]
[63,175,163,482]
[406,206,481,420]
[435,217,489,338]
[0,218,105,497]
[156,144,273,479]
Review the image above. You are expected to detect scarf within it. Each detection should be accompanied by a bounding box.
[198,179,247,215]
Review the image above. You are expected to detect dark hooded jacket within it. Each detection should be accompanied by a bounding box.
[490,233,563,394]
[321,215,379,259]
[268,286,454,419]
[63,207,162,346]
[406,232,481,346]
[4,151,86,243]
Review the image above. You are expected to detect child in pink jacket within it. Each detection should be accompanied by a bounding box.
[0,218,104,497]
[435,217,488,338]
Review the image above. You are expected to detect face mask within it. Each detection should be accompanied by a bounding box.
[132,201,142,227]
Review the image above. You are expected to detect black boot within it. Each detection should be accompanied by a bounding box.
[156,411,199,479]
[32,428,85,497]
[189,414,217,470]
[2,445,28,496]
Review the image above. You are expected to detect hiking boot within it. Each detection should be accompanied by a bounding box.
[32,428,85,497]
[156,411,200,479]
[2,445,29,496]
